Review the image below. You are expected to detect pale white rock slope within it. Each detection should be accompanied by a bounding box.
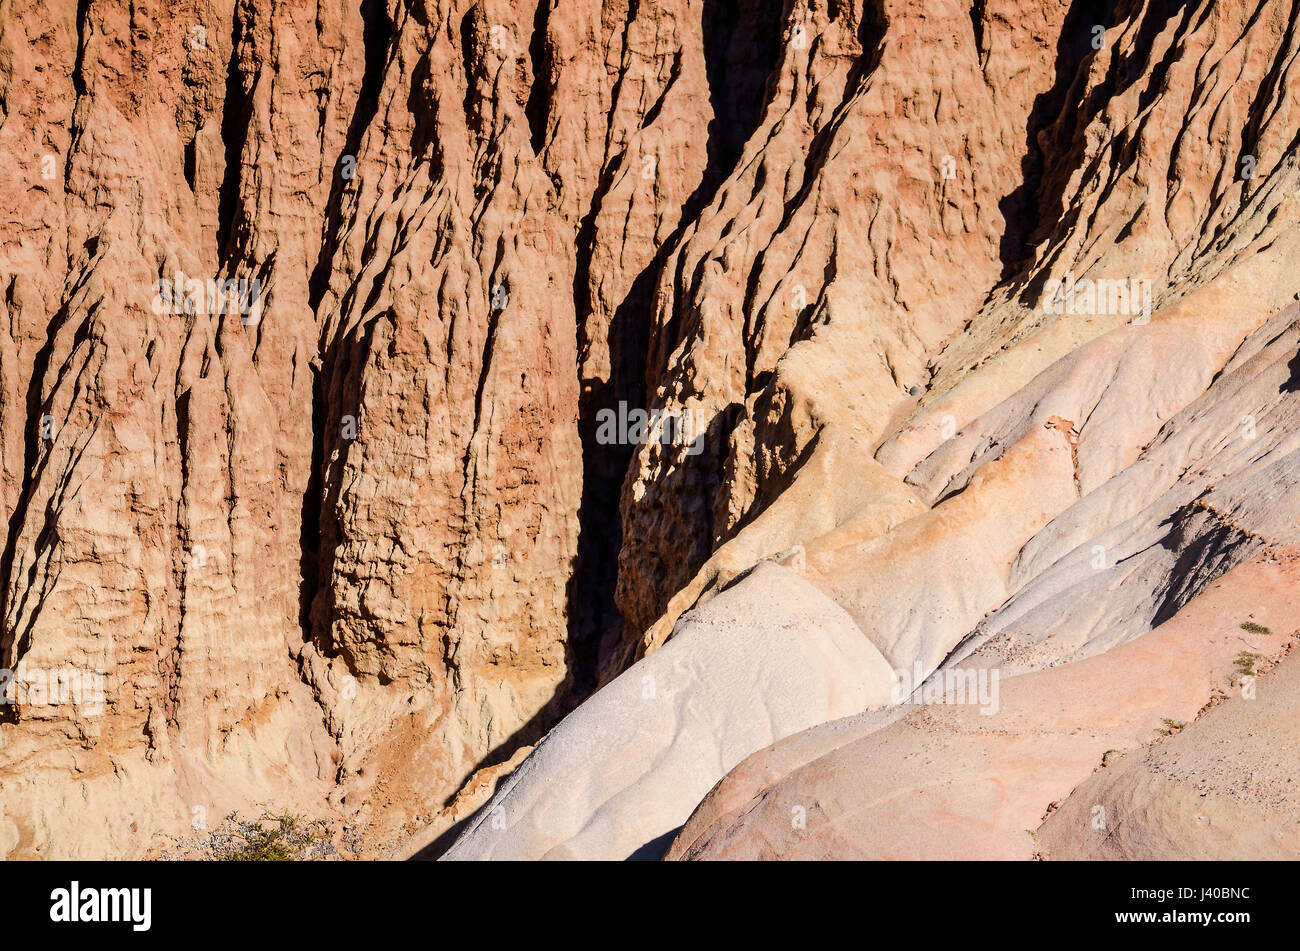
[440,563,894,860]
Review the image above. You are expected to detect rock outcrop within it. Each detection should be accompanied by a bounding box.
[2,0,1298,861]
[450,0,1300,861]
[667,558,1300,859]
[440,563,894,860]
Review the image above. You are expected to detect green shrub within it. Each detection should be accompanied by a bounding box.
[1234,650,1264,677]
[211,812,331,862]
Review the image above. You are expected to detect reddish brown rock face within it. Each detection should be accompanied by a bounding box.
[1,0,1298,861]
[0,0,589,857]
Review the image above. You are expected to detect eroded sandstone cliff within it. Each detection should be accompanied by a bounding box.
[1,0,1297,860]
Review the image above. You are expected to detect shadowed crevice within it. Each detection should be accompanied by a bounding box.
[566,0,787,686]
[525,0,553,156]
[307,0,394,310]
[216,3,255,261]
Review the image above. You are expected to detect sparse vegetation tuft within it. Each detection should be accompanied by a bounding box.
[210,812,332,861]
[1234,651,1264,677]
[1240,620,1271,634]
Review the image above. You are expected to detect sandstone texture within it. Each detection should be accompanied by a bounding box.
[2,0,1298,861]
[439,563,894,860]
[668,558,1299,859]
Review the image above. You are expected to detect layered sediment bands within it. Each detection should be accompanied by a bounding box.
[303,0,583,829]
[0,0,773,858]
[614,0,1300,659]
[445,0,1300,861]
[3,0,1300,862]
[667,558,1300,860]
[0,0,361,857]
[0,0,587,857]
[613,0,1071,656]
